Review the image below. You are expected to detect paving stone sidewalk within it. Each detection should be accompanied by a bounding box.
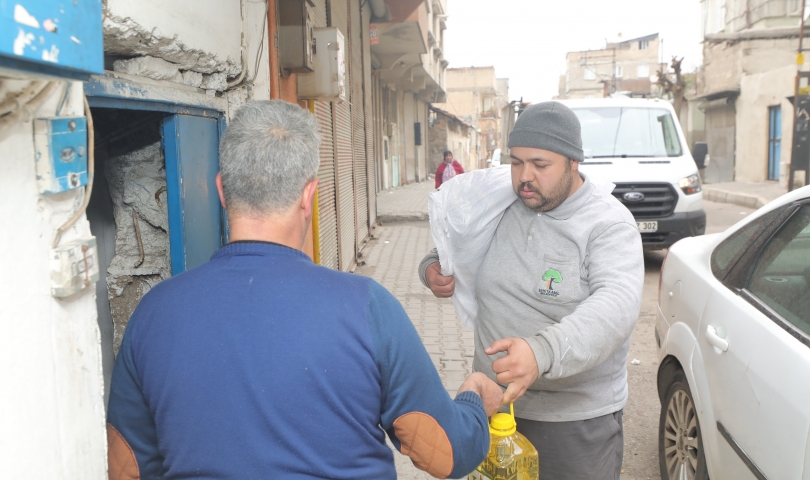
[355,221,472,480]
[377,181,433,223]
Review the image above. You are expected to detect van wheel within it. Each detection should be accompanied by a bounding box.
[659,369,709,480]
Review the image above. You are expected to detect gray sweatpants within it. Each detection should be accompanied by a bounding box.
[515,410,623,480]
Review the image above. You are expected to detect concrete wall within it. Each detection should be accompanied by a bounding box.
[702,37,799,95]
[701,36,800,185]
[104,0,270,101]
[0,81,107,478]
[736,64,796,183]
[106,0,241,66]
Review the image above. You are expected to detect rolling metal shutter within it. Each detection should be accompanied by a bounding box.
[315,101,339,270]
[361,2,377,228]
[310,0,339,269]
[349,0,369,251]
[330,0,356,271]
[312,0,327,27]
[333,99,356,271]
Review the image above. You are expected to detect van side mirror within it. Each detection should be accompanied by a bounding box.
[692,142,709,169]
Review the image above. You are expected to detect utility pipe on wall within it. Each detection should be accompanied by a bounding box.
[268,0,280,99]
[227,0,249,88]
[307,99,321,265]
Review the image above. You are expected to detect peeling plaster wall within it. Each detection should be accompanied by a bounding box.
[102,141,171,353]
[0,80,106,478]
[104,0,242,75]
[103,0,270,97]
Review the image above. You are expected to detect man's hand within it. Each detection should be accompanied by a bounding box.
[426,262,455,298]
[486,338,539,405]
[457,372,504,416]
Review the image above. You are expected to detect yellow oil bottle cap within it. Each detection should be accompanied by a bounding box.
[489,403,517,436]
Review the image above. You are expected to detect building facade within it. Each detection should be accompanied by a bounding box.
[698,0,805,185]
[433,66,509,168]
[428,105,478,173]
[558,33,661,99]
[370,0,448,190]
[0,0,439,477]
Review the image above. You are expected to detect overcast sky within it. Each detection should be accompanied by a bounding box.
[444,0,704,103]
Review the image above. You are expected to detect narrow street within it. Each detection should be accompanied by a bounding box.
[355,191,756,480]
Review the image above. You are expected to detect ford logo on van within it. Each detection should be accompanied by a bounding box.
[623,192,645,202]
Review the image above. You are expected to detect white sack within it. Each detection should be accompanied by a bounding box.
[428,166,617,330]
[428,165,516,329]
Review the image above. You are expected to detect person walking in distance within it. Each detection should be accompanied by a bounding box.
[106,100,503,480]
[435,150,465,188]
[420,102,644,479]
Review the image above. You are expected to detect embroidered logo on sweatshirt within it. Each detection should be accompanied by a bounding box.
[539,269,562,297]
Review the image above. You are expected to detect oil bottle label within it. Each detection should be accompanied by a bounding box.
[468,470,493,480]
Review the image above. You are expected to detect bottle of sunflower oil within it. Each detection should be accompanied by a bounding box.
[468,403,539,480]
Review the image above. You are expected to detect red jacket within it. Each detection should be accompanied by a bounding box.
[435,161,465,188]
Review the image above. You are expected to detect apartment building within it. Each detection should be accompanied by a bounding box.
[558,33,661,99]
[698,0,806,185]
[434,66,509,168]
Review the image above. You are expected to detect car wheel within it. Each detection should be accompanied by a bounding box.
[659,369,709,480]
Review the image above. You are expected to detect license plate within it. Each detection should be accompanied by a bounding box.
[637,221,658,232]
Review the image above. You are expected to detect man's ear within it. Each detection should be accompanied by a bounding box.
[216,172,228,210]
[570,159,580,172]
[301,179,320,220]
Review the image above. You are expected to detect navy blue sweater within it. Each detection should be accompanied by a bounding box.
[107,242,489,479]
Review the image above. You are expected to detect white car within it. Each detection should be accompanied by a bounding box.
[656,185,810,480]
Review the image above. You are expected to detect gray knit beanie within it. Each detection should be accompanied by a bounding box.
[508,101,584,162]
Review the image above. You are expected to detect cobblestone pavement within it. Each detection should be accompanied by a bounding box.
[355,220,469,479]
[376,181,433,223]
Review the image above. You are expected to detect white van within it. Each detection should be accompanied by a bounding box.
[559,98,707,249]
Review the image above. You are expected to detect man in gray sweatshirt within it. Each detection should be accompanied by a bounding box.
[419,101,644,479]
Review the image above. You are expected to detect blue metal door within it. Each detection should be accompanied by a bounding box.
[768,106,782,181]
[162,115,223,274]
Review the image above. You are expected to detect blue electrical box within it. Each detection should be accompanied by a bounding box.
[34,116,88,194]
[0,0,103,80]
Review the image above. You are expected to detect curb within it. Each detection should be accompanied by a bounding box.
[378,212,429,223]
[702,187,769,209]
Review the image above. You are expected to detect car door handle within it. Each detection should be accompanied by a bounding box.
[706,325,729,352]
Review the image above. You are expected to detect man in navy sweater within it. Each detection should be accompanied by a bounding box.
[106,100,503,479]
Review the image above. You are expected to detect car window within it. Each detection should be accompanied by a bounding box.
[747,205,810,335]
[711,208,782,282]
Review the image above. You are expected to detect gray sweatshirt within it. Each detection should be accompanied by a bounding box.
[419,174,644,422]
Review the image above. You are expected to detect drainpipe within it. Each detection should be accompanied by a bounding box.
[268,0,280,99]
[307,99,321,265]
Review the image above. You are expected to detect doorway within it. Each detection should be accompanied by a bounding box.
[768,106,781,181]
[84,76,227,407]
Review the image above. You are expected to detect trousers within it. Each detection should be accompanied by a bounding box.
[515,410,624,480]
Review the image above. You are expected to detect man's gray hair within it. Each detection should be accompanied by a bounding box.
[219,100,320,216]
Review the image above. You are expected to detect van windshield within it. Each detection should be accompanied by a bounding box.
[571,107,683,158]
